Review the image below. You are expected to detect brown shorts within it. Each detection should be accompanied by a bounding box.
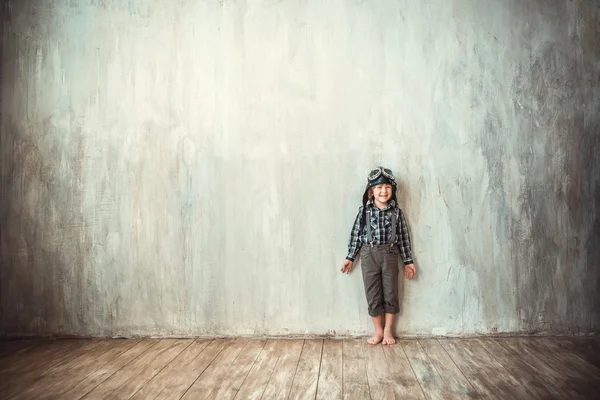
[360,244,400,316]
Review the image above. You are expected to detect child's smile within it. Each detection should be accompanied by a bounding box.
[372,184,392,207]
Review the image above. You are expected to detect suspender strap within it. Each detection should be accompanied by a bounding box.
[366,209,372,245]
[390,208,397,245]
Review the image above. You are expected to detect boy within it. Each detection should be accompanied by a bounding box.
[341,167,416,345]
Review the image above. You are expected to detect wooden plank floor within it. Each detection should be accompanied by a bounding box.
[1,337,599,399]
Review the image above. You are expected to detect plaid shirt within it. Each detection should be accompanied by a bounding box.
[346,201,414,265]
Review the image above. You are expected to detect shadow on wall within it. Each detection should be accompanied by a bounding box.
[1,118,100,337]
[509,39,600,333]
[0,0,101,337]
[395,179,415,334]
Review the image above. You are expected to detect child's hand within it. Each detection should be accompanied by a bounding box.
[405,263,416,280]
[341,260,353,274]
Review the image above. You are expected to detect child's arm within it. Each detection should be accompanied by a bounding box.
[341,207,363,274]
[398,208,414,265]
[398,209,416,279]
[346,207,363,262]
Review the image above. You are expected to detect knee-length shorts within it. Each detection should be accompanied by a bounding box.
[360,244,400,316]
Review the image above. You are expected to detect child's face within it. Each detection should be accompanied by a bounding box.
[371,184,393,203]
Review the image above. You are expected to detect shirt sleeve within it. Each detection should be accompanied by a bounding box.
[398,209,414,265]
[346,206,363,261]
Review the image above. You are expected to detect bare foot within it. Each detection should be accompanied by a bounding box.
[367,333,384,345]
[382,331,396,345]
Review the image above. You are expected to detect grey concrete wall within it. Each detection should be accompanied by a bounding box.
[1,0,599,337]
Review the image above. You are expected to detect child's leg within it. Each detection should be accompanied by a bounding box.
[368,314,384,345]
[382,247,400,345]
[360,247,385,345]
[383,313,396,345]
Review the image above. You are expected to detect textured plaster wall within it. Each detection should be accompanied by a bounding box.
[1,0,599,337]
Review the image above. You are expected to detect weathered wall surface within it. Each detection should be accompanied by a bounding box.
[1,0,598,337]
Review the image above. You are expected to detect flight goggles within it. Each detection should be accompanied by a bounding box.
[368,167,395,182]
